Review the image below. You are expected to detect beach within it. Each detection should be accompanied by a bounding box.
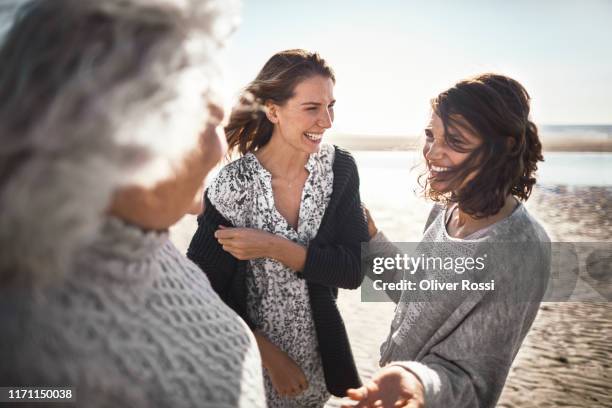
[169,149,611,408]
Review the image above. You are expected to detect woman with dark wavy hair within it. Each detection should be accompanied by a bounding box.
[346,74,551,408]
[188,49,368,407]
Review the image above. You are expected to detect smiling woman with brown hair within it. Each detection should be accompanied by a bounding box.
[348,73,551,408]
[188,49,369,407]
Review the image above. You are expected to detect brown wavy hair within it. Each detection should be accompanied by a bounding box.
[225,49,335,155]
[421,73,544,218]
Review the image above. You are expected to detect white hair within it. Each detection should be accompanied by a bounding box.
[0,0,239,286]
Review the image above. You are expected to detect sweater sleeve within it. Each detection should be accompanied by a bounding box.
[187,192,237,300]
[301,151,369,289]
[363,204,443,303]
[391,259,546,408]
[363,231,404,303]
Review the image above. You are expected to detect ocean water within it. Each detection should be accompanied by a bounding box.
[539,124,612,140]
[353,150,612,189]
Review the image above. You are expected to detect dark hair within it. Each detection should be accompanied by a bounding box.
[422,73,544,217]
[225,49,335,155]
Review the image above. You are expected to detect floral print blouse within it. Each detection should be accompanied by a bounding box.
[207,143,335,407]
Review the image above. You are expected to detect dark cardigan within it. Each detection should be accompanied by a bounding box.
[187,146,369,397]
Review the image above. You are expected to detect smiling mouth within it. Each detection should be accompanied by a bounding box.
[430,165,450,173]
[304,132,323,142]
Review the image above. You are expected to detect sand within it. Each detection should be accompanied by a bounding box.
[169,185,612,408]
[495,186,612,408]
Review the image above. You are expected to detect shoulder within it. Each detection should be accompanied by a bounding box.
[484,204,551,297]
[211,154,258,186]
[326,145,360,197]
[329,145,359,186]
[482,204,551,270]
[331,145,357,169]
[491,204,550,244]
[207,155,259,221]
[518,205,550,243]
[501,204,552,272]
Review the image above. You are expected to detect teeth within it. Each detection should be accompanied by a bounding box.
[431,165,450,172]
[304,132,323,141]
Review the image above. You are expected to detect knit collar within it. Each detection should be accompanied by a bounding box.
[93,216,168,257]
[73,216,169,284]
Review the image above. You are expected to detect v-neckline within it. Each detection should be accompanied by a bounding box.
[247,152,315,237]
[442,201,523,241]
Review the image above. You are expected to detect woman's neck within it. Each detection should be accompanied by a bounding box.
[254,133,309,178]
[448,195,518,238]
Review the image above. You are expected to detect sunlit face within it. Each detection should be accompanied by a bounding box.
[109,104,226,230]
[423,112,482,193]
[268,75,335,154]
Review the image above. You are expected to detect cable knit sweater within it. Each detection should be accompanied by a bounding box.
[188,145,370,397]
[0,217,266,408]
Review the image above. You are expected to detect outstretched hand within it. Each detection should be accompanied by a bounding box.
[341,365,425,408]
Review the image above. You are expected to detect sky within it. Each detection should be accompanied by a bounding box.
[220,0,612,136]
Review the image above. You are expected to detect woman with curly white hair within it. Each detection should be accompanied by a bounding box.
[0,1,265,407]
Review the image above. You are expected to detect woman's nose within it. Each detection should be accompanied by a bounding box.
[424,140,443,161]
[317,108,333,129]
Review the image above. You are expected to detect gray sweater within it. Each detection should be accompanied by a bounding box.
[0,217,266,408]
[368,203,550,408]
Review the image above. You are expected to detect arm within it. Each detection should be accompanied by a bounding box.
[363,230,405,303]
[269,236,307,272]
[386,276,541,407]
[346,239,549,408]
[192,200,309,396]
[361,203,445,303]
[345,296,535,408]
[213,227,307,272]
[253,331,309,397]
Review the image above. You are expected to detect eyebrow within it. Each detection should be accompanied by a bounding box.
[301,100,336,106]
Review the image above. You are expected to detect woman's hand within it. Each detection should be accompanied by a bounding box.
[254,332,309,397]
[214,226,276,260]
[215,226,308,271]
[363,204,378,239]
[342,365,425,408]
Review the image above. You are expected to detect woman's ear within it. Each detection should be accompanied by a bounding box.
[264,101,279,124]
